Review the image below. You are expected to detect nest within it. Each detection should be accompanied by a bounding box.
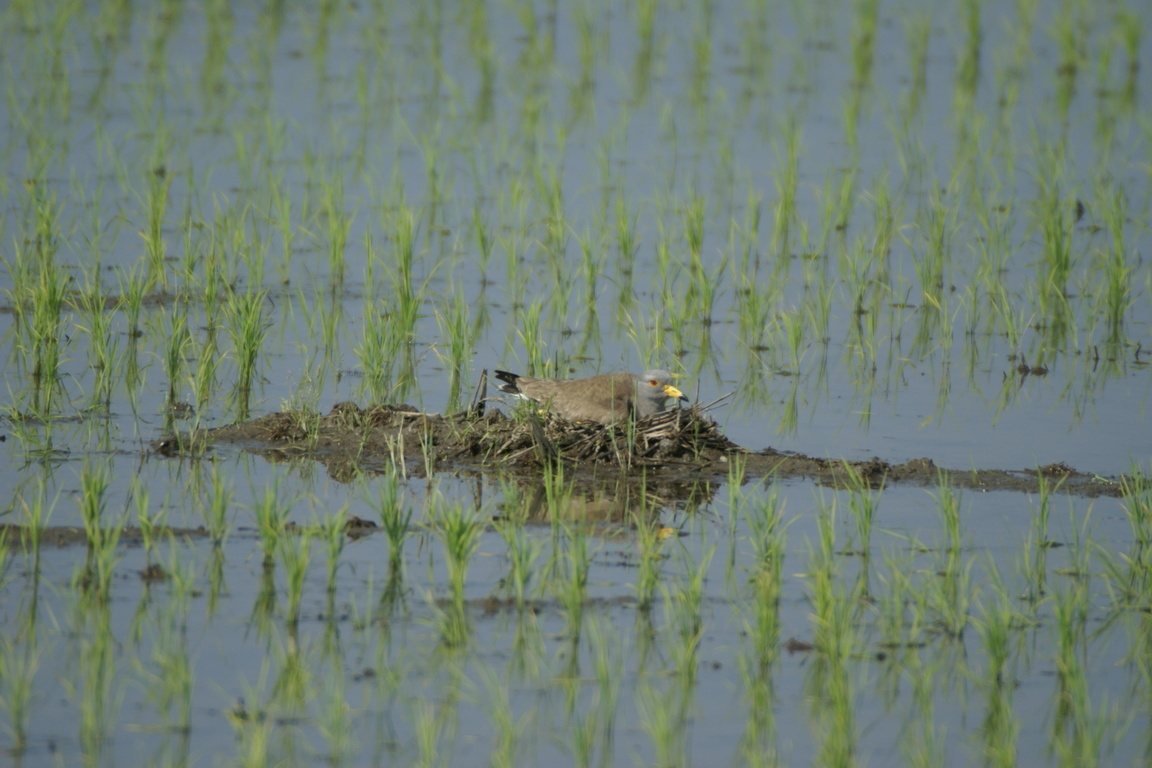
[487,395,740,468]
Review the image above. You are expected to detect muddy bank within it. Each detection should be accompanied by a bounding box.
[153,401,1129,500]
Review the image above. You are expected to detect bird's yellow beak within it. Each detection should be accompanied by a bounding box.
[663,384,688,402]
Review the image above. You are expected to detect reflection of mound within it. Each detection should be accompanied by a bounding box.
[498,471,721,526]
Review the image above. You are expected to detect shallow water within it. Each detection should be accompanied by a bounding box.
[1,0,1151,765]
[2,472,1148,766]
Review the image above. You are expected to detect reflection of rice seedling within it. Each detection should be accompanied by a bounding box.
[494,492,542,608]
[1120,464,1152,549]
[956,0,982,99]
[253,479,289,568]
[203,463,233,546]
[431,500,483,649]
[974,560,1019,739]
[850,0,879,88]
[635,679,681,768]
[77,602,119,760]
[808,497,858,659]
[903,9,932,118]
[842,461,882,565]
[929,475,973,638]
[667,544,713,650]
[554,523,593,640]
[77,459,123,597]
[319,502,348,595]
[130,474,164,567]
[369,470,411,578]
[278,527,312,627]
[0,632,39,752]
[115,263,148,342]
[632,508,666,612]
[15,476,57,568]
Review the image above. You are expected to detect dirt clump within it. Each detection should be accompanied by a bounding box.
[151,401,1127,500]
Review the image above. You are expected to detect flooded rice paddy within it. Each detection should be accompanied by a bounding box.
[1,0,1152,765]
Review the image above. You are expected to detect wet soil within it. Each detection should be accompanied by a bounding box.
[152,401,1127,500]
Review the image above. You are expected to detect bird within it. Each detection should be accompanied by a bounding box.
[493,369,688,425]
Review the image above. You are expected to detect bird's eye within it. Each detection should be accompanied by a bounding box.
[648,379,658,386]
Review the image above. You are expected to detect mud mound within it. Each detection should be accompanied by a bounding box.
[164,401,740,471]
[153,400,1129,500]
[478,406,741,467]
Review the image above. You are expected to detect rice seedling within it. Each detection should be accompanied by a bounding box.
[1030,140,1075,325]
[357,299,401,405]
[433,289,475,413]
[73,267,120,410]
[116,259,149,343]
[161,304,192,413]
[320,175,352,286]
[137,141,173,292]
[1097,181,1132,342]
[224,286,270,420]
[22,240,70,416]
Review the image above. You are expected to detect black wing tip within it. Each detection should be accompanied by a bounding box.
[493,370,520,393]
